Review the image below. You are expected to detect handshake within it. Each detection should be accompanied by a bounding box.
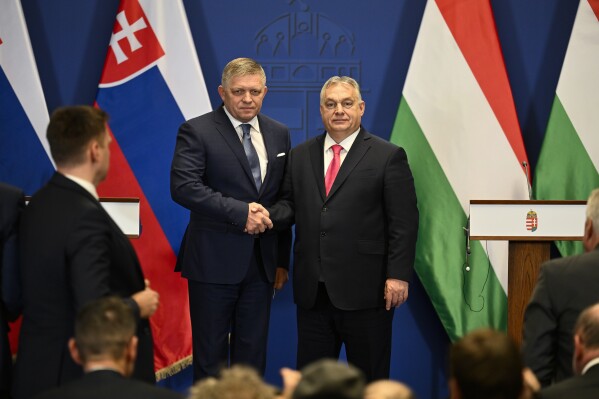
[245,202,274,235]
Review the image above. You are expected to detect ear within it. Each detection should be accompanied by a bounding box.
[127,336,139,363]
[448,377,461,399]
[358,100,365,116]
[217,85,225,101]
[68,338,83,365]
[573,334,585,375]
[583,219,594,252]
[89,139,101,164]
[122,336,139,377]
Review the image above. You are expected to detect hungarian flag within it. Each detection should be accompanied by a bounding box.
[95,0,211,378]
[390,0,529,340]
[534,0,599,257]
[0,0,53,195]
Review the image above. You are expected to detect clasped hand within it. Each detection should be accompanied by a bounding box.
[245,202,273,235]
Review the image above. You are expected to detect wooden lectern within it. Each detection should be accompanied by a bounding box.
[469,200,586,345]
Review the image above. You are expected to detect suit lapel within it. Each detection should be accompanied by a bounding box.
[257,114,275,197]
[326,128,370,200]
[213,106,257,192]
[309,134,326,202]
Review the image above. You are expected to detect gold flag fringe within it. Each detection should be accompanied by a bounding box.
[155,355,193,381]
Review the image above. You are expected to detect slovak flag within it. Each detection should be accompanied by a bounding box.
[0,0,53,195]
[95,0,212,379]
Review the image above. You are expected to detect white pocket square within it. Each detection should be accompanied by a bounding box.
[276,153,286,157]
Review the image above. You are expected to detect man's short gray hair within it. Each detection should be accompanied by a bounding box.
[586,188,599,233]
[319,76,362,104]
[221,58,266,88]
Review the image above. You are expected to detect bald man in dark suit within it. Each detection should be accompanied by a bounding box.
[523,188,599,387]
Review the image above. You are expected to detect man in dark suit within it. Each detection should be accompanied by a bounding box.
[540,302,599,399]
[13,106,159,399]
[0,182,24,399]
[35,297,182,399]
[269,76,419,381]
[522,187,599,387]
[170,58,291,380]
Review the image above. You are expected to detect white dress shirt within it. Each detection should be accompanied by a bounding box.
[322,128,360,176]
[224,107,268,182]
[64,173,99,200]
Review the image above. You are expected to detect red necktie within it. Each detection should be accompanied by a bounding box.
[325,144,343,196]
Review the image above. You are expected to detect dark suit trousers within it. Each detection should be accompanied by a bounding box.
[296,283,394,382]
[188,240,272,381]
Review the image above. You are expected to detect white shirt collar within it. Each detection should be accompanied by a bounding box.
[582,357,599,375]
[63,173,99,200]
[223,106,258,132]
[324,128,360,152]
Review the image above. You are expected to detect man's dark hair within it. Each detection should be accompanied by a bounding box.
[450,328,523,399]
[74,296,136,363]
[47,105,109,167]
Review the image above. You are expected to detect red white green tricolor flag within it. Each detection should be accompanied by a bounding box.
[390,0,529,341]
[535,0,599,257]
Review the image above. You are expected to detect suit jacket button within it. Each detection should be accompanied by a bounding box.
[322,206,328,212]
[320,231,326,237]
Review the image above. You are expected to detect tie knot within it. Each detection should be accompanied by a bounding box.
[241,123,252,137]
[331,144,343,155]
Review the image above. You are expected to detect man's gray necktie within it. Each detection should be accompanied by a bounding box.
[241,123,262,191]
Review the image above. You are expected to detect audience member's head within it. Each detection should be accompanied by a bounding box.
[47,105,111,185]
[364,380,415,399]
[292,359,365,399]
[584,188,599,251]
[189,365,277,399]
[68,296,137,377]
[449,328,523,399]
[572,302,599,375]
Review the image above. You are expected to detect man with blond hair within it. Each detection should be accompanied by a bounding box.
[523,187,599,387]
[189,365,277,399]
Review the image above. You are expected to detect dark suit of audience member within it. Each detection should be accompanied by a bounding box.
[13,106,159,399]
[35,297,181,399]
[540,303,599,399]
[270,76,418,381]
[0,182,24,399]
[171,58,291,380]
[523,188,599,387]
